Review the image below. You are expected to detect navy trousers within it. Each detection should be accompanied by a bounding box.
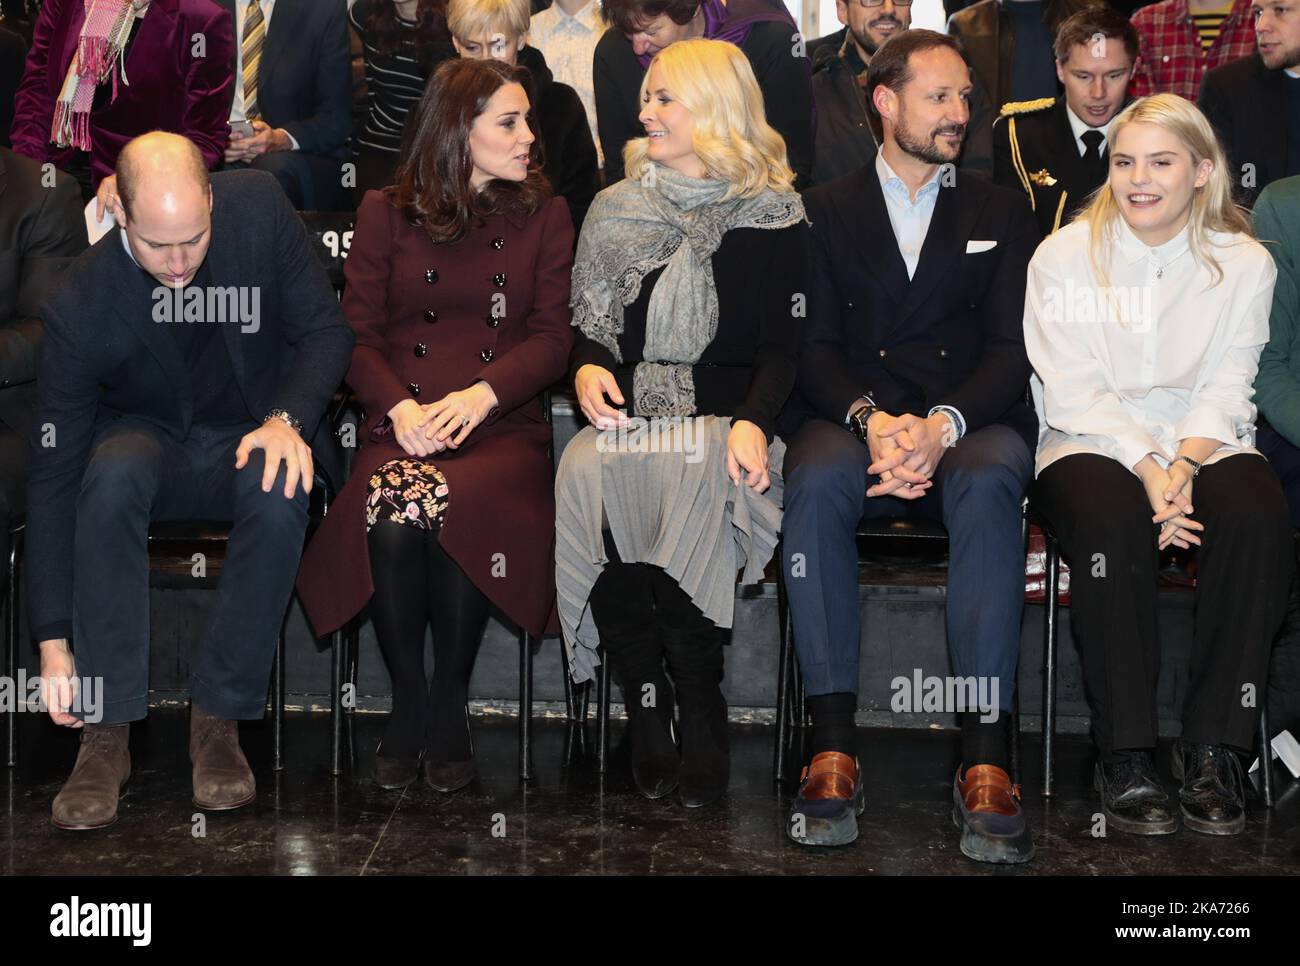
[780,419,1033,711]
[71,417,309,724]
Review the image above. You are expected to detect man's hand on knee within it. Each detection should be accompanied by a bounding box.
[235,419,314,499]
[39,639,83,728]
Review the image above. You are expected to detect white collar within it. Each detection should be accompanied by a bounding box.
[1064,102,1117,150]
[119,229,140,267]
[874,150,942,199]
[1114,215,1192,266]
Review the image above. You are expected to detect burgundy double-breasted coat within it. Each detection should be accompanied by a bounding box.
[296,191,575,638]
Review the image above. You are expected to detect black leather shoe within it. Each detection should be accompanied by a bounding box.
[423,757,476,793]
[1093,751,1177,835]
[1171,740,1246,835]
[373,743,421,790]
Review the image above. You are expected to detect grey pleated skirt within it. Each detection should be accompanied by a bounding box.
[554,415,786,683]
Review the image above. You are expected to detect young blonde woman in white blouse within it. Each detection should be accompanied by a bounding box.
[1024,94,1293,838]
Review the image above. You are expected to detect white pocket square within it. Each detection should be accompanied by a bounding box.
[965,240,998,253]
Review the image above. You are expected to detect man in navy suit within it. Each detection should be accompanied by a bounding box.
[218,0,353,210]
[778,30,1039,861]
[29,132,353,830]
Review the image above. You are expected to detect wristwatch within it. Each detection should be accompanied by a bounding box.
[264,408,303,435]
[1176,455,1202,478]
[847,401,879,446]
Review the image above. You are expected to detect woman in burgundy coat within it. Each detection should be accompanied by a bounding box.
[10,0,235,198]
[297,58,574,792]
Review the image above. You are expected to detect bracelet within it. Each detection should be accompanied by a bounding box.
[1176,455,1202,478]
[264,409,303,435]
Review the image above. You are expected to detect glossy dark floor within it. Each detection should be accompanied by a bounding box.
[3,710,1298,875]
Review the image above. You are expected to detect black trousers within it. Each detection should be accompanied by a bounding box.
[0,424,27,589]
[1033,452,1293,756]
[70,417,309,724]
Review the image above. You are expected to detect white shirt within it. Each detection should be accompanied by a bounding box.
[874,151,942,280]
[1064,103,1116,158]
[529,0,604,166]
[1024,217,1277,477]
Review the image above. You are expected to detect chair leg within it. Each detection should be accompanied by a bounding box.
[1258,698,1274,809]
[774,568,792,784]
[596,654,611,774]
[5,535,19,768]
[329,626,344,777]
[519,631,534,782]
[1010,685,1022,791]
[562,645,577,721]
[1042,533,1061,798]
[272,633,285,772]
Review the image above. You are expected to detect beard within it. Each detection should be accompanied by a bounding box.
[895,110,964,165]
[1261,39,1300,70]
[850,14,904,55]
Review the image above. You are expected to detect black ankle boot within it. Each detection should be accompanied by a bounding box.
[620,668,679,800]
[591,562,679,799]
[661,604,728,808]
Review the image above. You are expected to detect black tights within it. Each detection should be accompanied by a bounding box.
[366,521,491,761]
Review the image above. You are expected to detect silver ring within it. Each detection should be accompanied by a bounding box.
[461,416,470,427]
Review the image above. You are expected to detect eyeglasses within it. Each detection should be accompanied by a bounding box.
[847,0,914,7]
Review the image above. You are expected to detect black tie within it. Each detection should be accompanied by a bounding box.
[1081,129,1107,184]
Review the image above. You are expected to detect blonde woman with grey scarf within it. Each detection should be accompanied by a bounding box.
[555,38,807,808]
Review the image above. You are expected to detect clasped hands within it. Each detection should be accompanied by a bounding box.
[388,383,498,457]
[1136,455,1203,551]
[860,410,955,500]
[574,363,771,494]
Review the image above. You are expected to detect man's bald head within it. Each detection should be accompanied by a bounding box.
[116,132,210,222]
[115,133,214,288]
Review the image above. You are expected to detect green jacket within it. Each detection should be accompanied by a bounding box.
[1253,175,1300,446]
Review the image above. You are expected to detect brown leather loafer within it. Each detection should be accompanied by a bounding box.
[52,723,131,830]
[952,763,1035,864]
[190,703,256,810]
[787,751,865,847]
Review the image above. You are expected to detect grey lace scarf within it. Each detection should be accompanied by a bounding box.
[570,163,806,416]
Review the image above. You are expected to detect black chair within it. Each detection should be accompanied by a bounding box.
[773,517,1026,787]
[3,519,23,767]
[298,211,355,296]
[1030,512,1280,807]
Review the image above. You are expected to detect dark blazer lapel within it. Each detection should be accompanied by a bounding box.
[894,179,984,326]
[259,0,302,96]
[112,232,188,390]
[848,169,910,307]
[1051,100,1090,195]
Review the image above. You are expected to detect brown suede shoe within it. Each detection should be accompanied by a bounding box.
[190,703,256,810]
[52,724,131,831]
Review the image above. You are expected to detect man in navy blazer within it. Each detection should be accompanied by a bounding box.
[217,0,353,210]
[29,133,353,830]
[778,30,1039,862]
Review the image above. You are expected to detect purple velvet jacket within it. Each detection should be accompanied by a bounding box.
[10,0,235,189]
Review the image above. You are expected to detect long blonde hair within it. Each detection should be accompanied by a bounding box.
[623,38,795,199]
[1081,93,1252,291]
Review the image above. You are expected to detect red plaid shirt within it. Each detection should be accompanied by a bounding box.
[1129,0,1257,100]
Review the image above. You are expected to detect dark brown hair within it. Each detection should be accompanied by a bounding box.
[362,0,451,56]
[1052,7,1140,64]
[601,0,701,37]
[387,58,551,244]
[866,29,967,118]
